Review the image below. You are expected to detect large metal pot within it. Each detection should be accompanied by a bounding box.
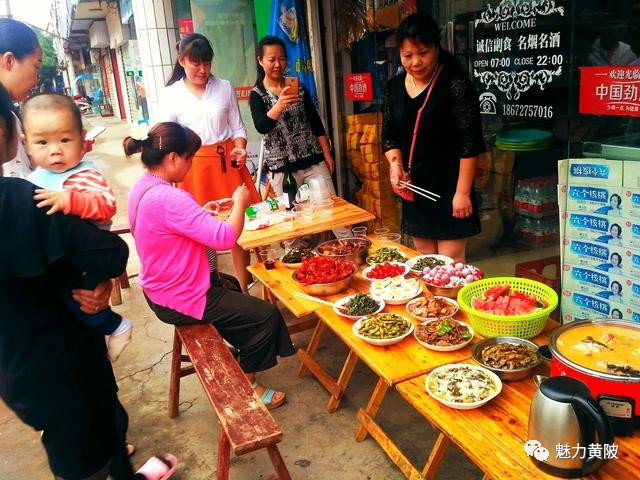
[548,319,640,434]
[316,238,371,266]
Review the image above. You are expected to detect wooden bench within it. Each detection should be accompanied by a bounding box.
[169,323,291,480]
[110,223,133,306]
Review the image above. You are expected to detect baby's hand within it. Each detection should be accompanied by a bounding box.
[33,189,69,215]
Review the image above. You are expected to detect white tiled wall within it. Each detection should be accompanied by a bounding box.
[132,0,178,122]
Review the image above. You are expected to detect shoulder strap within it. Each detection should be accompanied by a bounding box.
[408,64,443,170]
[130,183,163,236]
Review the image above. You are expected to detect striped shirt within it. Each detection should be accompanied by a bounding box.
[63,169,117,224]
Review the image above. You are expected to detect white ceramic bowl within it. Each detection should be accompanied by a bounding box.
[361,262,410,281]
[352,314,414,346]
[425,364,502,410]
[406,254,454,276]
[413,319,474,352]
[405,296,459,321]
[333,294,385,320]
[370,277,422,305]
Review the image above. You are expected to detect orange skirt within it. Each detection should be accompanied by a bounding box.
[177,140,260,206]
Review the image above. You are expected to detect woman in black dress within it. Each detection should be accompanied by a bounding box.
[382,12,484,262]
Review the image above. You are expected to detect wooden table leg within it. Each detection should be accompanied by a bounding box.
[356,409,424,479]
[297,320,327,377]
[326,349,359,413]
[355,378,389,442]
[420,432,451,480]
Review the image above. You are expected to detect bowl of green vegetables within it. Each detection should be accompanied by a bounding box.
[280,247,317,269]
[352,312,414,346]
[333,293,385,320]
[366,246,408,265]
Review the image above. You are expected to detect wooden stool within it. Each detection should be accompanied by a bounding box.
[110,223,132,306]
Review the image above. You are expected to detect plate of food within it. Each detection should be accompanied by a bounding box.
[471,337,542,381]
[413,318,474,351]
[425,364,502,409]
[362,262,409,281]
[406,254,453,276]
[405,296,459,321]
[333,293,384,320]
[352,313,414,346]
[369,277,421,305]
[280,247,317,269]
[366,246,408,265]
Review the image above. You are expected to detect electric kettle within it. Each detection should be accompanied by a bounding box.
[527,376,614,478]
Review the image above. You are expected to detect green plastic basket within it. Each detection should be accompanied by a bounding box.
[457,277,559,339]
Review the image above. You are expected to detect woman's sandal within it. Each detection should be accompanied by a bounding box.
[252,381,286,410]
[136,453,177,480]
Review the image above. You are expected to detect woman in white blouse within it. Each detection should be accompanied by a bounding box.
[159,33,259,292]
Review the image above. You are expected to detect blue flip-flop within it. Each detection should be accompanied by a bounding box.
[252,381,286,410]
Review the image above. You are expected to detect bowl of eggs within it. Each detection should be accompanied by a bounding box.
[370,276,422,305]
[421,263,483,298]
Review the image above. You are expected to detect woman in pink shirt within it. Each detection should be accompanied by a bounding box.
[126,122,294,410]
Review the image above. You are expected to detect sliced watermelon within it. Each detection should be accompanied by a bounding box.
[484,284,511,301]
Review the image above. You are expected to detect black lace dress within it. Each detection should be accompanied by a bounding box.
[381,62,485,240]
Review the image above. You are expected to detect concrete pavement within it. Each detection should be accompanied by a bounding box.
[0,114,488,479]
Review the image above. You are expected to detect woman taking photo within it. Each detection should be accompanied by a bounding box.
[249,35,335,198]
[0,18,41,178]
[125,122,294,410]
[382,12,484,262]
[159,33,258,292]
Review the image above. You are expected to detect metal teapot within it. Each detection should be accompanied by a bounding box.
[527,375,614,478]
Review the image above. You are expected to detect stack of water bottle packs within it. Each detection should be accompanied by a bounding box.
[513,175,559,246]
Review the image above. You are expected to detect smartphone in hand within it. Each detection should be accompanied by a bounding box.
[284,76,299,95]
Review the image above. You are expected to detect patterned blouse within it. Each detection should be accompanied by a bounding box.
[249,84,326,173]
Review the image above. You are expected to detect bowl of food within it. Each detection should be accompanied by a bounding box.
[366,246,408,265]
[316,238,372,266]
[425,364,502,409]
[292,257,357,296]
[413,318,474,351]
[406,296,459,321]
[280,247,317,269]
[362,261,410,281]
[422,263,483,298]
[471,337,542,381]
[352,313,414,346]
[406,254,454,276]
[333,293,384,320]
[369,277,422,305]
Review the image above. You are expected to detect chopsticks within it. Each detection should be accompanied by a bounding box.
[292,291,334,307]
[396,180,440,202]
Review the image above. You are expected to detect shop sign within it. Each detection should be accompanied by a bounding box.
[344,73,373,101]
[178,18,194,38]
[472,0,568,119]
[234,86,253,101]
[579,66,640,118]
[125,71,134,77]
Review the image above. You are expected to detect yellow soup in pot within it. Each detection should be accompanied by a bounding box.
[556,324,640,377]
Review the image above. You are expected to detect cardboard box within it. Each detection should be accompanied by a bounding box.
[558,158,623,186]
[560,289,626,323]
[622,188,640,218]
[562,212,619,246]
[622,216,640,249]
[561,263,627,302]
[562,238,628,277]
[564,185,624,216]
[623,160,640,188]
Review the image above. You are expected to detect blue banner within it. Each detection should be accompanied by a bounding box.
[269,0,318,105]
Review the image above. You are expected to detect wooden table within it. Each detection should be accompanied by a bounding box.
[393,368,639,480]
[237,196,375,252]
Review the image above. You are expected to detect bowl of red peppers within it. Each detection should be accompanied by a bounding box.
[292,256,357,296]
[361,261,409,281]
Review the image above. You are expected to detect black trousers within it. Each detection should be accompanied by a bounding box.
[145,275,295,373]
